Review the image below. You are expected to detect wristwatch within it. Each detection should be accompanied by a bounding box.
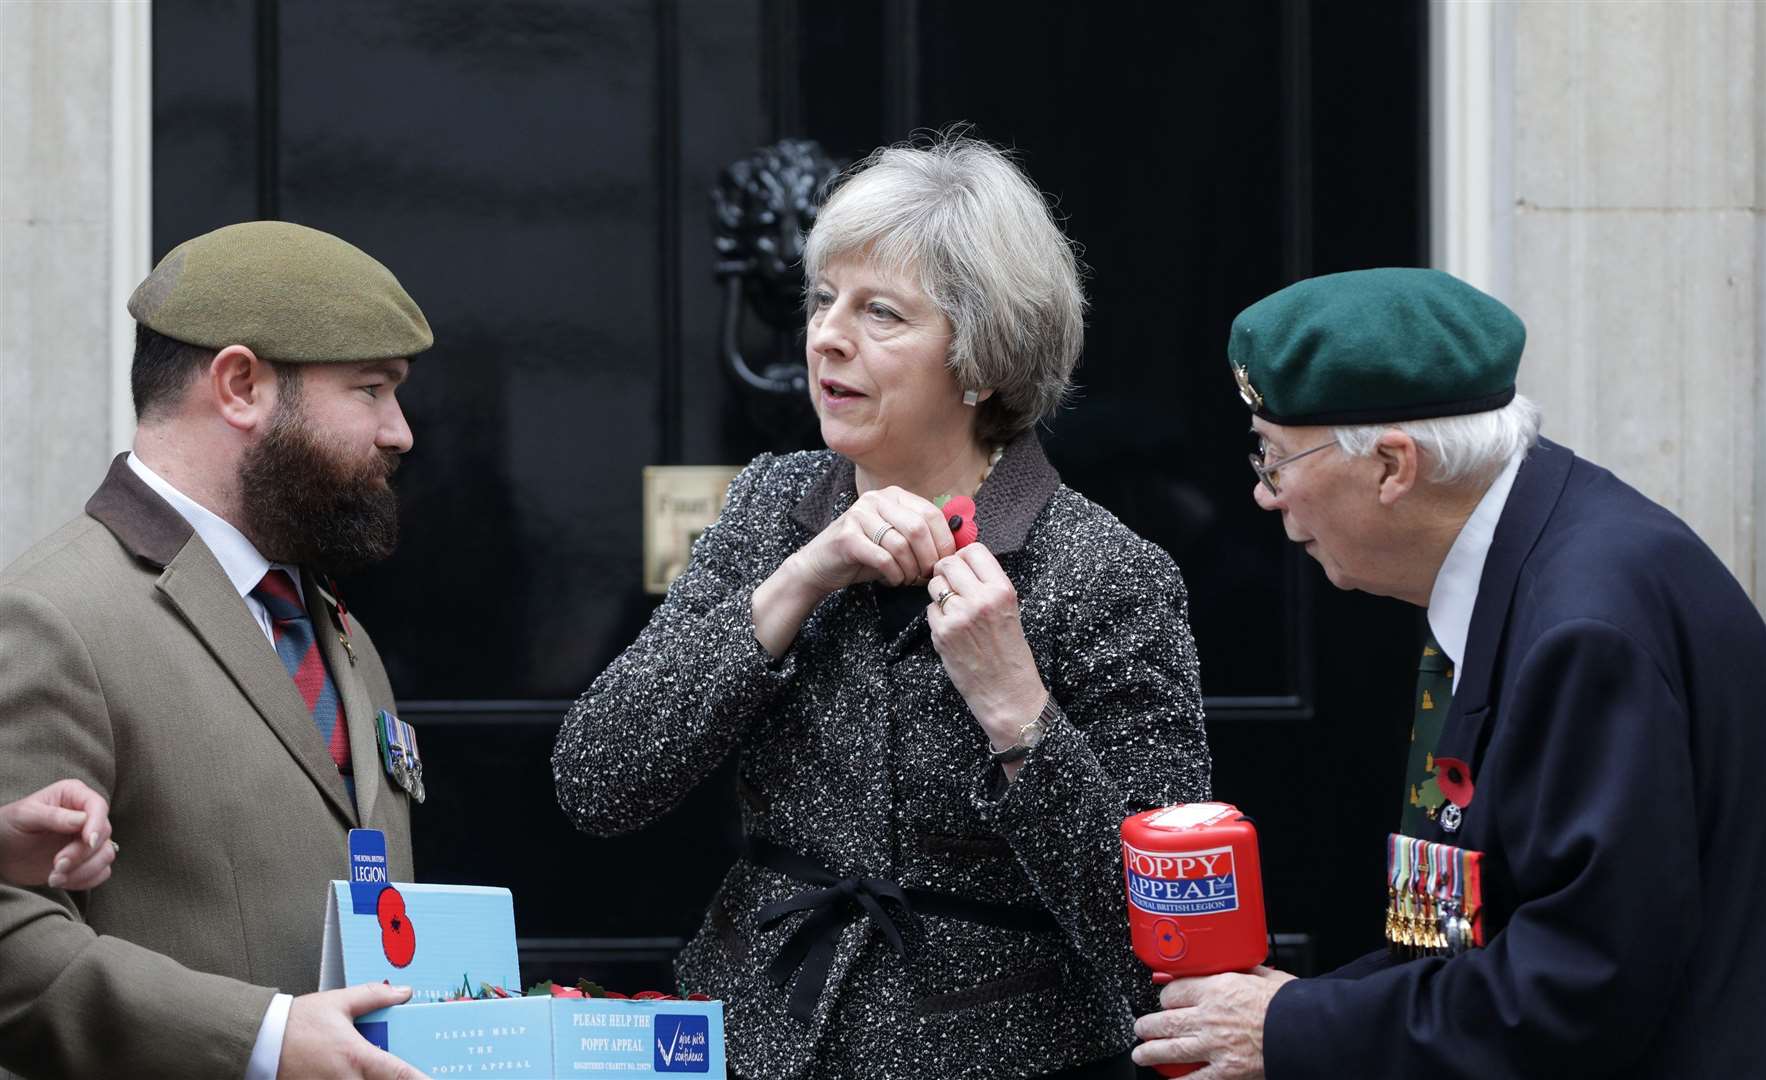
[989,696,1056,765]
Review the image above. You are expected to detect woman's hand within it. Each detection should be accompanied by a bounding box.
[792,486,955,593]
[926,544,1047,750]
[0,779,117,890]
[754,487,955,658]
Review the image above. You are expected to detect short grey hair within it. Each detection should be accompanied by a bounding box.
[1332,393,1543,485]
[803,134,1086,441]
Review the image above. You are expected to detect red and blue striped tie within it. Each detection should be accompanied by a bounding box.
[253,569,353,803]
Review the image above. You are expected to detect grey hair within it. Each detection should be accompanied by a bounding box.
[1332,393,1543,485]
[802,133,1086,441]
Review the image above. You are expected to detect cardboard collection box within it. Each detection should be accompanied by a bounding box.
[319,851,725,1078]
[353,993,724,1077]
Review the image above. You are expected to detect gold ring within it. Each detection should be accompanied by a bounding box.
[935,589,954,610]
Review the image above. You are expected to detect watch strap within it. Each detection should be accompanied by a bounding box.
[988,694,1058,766]
[989,742,1033,765]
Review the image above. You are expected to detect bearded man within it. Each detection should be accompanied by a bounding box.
[0,221,432,1080]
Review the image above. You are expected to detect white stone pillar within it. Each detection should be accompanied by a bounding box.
[1434,0,1765,607]
[0,0,150,568]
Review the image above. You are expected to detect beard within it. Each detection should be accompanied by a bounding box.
[237,395,403,575]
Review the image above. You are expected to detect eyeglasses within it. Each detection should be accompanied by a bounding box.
[1248,431,1337,497]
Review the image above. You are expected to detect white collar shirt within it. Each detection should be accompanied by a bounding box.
[124,452,302,645]
[1426,451,1525,693]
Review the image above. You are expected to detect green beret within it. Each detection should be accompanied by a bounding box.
[127,220,433,363]
[1226,267,1524,426]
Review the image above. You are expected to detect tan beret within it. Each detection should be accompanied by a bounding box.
[127,220,433,363]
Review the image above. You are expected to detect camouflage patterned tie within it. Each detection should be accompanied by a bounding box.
[1399,631,1454,836]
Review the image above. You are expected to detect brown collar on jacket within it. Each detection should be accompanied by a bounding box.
[85,453,197,567]
[787,429,1062,554]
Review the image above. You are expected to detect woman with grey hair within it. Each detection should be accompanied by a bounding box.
[554,134,1210,1080]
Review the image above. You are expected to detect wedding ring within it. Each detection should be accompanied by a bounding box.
[935,589,954,610]
[109,840,120,856]
[871,522,897,546]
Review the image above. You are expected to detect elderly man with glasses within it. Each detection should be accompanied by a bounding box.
[1132,268,1766,1079]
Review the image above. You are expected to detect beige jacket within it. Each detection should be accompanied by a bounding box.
[0,455,415,1078]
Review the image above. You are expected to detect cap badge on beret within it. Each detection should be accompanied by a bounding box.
[1233,362,1263,411]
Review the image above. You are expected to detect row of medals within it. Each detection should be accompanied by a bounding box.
[1385,889,1476,960]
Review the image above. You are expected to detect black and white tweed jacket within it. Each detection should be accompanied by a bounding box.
[553,431,1210,1080]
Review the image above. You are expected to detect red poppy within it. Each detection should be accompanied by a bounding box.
[376,886,416,968]
[943,496,979,549]
[1434,756,1475,809]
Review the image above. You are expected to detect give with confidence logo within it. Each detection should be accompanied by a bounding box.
[653,1013,710,1073]
[1123,842,1239,916]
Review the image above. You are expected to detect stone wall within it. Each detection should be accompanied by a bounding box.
[0,1,147,567]
[1436,0,1763,605]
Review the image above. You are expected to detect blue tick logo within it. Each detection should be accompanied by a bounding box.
[654,1014,710,1073]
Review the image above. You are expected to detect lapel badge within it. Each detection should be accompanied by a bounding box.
[1233,363,1263,411]
[320,574,357,666]
[1439,803,1462,834]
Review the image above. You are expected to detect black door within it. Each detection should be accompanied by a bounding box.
[154,0,1426,990]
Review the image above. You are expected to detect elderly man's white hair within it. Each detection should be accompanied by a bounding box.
[1332,394,1542,486]
[803,132,1086,441]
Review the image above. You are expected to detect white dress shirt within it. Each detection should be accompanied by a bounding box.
[123,453,295,1080]
[1425,451,1525,693]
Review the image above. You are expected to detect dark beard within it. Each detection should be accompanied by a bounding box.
[237,399,402,575]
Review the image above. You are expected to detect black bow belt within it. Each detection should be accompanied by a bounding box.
[745,835,1059,1022]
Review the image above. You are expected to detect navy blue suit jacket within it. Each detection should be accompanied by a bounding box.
[1265,439,1766,1078]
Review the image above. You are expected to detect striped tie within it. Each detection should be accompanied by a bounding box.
[252,569,353,803]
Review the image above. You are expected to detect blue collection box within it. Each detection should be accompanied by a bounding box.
[353,995,725,1077]
[320,871,725,1078]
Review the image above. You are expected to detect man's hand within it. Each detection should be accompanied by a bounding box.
[278,983,428,1080]
[0,779,116,889]
[1131,965,1297,1079]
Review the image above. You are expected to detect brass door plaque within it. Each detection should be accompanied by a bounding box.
[642,465,744,594]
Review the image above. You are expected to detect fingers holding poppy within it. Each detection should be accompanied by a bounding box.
[878,487,952,577]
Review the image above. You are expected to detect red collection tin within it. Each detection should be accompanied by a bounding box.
[1121,802,1269,1077]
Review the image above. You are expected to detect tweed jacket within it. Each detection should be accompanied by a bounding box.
[554,432,1210,1080]
[0,455,414,1079]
